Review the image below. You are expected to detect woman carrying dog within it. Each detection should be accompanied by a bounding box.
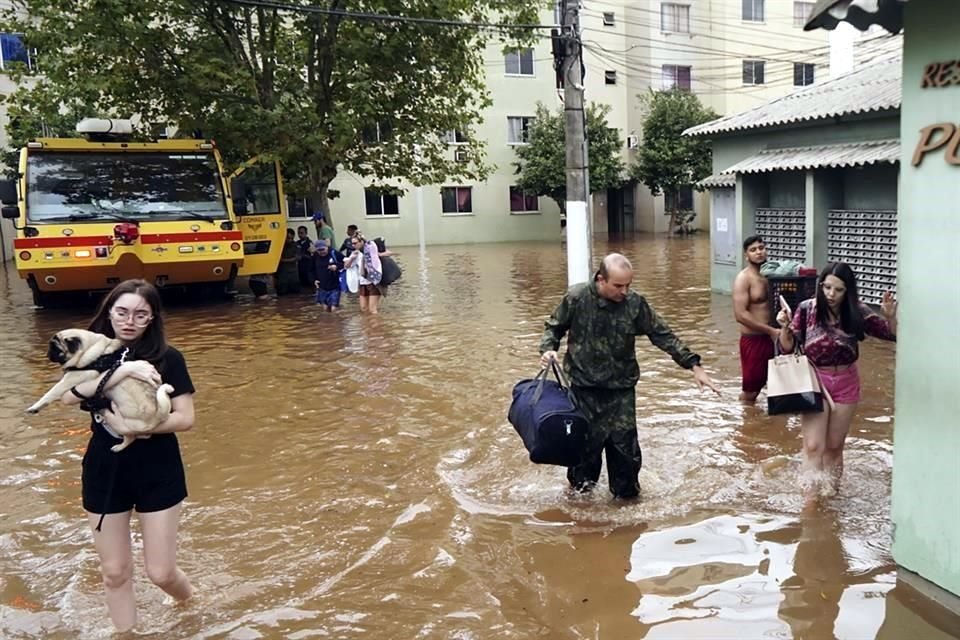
[60,279,195,632]
[777,262,896,503]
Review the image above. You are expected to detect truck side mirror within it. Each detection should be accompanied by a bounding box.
[0,179,18,205]
[1,205,19,219]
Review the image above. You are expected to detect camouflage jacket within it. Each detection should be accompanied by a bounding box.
[539,280,701,389]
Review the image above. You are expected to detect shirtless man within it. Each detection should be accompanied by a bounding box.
[733,235,780,402]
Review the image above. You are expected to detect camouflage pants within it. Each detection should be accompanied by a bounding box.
[567,387,641,499]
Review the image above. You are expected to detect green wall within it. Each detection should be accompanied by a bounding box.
[707,116,899,293]
[891,0,960,599]
[842,165,899,210]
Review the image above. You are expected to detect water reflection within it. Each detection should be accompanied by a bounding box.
[1,236,958,639]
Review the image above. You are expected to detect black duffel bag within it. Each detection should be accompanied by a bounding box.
[380,255,402,286]
[508,359,589,466]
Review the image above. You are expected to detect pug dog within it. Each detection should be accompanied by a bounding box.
[27,329,174,452]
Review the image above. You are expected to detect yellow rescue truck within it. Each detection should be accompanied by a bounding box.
[0,118,288,306]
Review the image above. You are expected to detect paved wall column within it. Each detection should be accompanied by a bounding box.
[736,173,769,270]
[806,169,842,268]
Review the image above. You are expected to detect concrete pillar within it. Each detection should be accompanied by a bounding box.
[806,169,842,268]
[735,173,769,270]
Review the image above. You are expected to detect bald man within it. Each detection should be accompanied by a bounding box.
[539,253,719,499]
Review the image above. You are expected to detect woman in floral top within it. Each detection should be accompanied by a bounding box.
[777,262,897,502]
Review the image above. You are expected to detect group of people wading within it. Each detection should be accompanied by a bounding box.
[539,243,895,506]
[50,237,895,633]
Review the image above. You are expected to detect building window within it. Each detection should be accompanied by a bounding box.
[441,187,472,214]
[507,116,534,144]
[287,196,309,219]
[665,186,694,212]
[365,189,400,216]
[604,70,617,85]
[361,121,392,144]
[0,33,37,70]
[602,12,615,26]
[793,1,815,27]
[794,62,815,86]
[661,3,691,33]
[662,64,692,90]
[742,60,765,85]
[505,47,534,76]
[742,0,764,22]
[509,187,539,213]
[443,129,468,144]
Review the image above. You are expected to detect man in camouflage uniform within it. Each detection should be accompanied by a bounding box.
[540,253,719,499]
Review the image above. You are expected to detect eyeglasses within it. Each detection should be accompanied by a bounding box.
[111,308,153,326]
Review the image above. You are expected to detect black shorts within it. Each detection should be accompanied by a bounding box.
[82,426,188,514]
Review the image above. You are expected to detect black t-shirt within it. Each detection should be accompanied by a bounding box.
[296,238,313,262]
[86,345,194,431]
[159,346,195,398]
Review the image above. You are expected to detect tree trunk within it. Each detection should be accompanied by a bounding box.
[307,165,338,229]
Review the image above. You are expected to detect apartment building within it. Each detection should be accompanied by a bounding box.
[0,2,834,251]
[322,1,833,245]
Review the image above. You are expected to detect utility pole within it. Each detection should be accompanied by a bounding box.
[561,0,591,286]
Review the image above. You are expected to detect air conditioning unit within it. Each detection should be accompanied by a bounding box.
[454,148,470,162]
[627,135,639,149]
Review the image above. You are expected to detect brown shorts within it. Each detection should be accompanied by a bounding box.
[359,284,381,297]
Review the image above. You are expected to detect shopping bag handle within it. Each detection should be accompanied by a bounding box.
[775,306,808,357]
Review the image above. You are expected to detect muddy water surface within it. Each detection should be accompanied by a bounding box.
[1,236,958,639]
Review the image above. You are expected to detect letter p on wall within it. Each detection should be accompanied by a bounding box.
[912,123,960,167]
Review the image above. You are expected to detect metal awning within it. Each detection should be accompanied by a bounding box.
[698,174,736,189]
[720,139,900,175]
[804,0,907,33]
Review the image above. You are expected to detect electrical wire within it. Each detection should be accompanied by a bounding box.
[216,0,558,30]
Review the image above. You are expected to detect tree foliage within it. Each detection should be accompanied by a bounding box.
[630,88,718,214]
[0,0,544,217]
[513,101,624,213]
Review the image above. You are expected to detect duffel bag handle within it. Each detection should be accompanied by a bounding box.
[530,356,579,409]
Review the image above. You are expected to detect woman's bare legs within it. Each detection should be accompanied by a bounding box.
[799,408,830,505]
[87,511,137,632]
[358,292,369,312]
[139,503,193,601]
[822,403,857,494]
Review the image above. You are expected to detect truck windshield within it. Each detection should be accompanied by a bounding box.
[25,151,228,222]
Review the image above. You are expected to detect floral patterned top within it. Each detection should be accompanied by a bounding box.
[790,299,896,368]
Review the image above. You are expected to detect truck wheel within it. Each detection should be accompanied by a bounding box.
[27,275,54,308]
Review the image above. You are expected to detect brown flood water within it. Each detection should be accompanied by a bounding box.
[2,235,959,639]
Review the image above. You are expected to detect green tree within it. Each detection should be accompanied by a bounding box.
[630,88,718,233]
[0,0,544,220]
[513,101,625,214]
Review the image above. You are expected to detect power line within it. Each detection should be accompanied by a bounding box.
[581,43,810,99]
[216,0,558,30]
[581,5,828,50]
[580,25,831,64]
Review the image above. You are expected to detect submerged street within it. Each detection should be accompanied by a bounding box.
[2,235,957,639]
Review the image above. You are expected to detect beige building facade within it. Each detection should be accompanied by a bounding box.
[323,1,835,246]
[0,2,837,251]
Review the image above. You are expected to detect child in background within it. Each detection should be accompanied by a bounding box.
[313,240,343,311]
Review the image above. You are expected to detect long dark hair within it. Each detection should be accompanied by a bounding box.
[89,279,168,362]
[815,262,865,340]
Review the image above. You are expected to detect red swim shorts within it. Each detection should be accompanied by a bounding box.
[740,334,775,393]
